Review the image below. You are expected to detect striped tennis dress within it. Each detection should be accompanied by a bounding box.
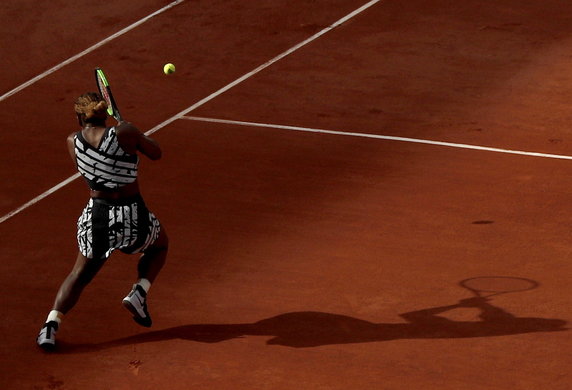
[74,127,161,260]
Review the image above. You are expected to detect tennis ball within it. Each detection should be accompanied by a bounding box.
[163,63,176,75]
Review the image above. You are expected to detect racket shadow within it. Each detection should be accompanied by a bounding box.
[59,293,568,352]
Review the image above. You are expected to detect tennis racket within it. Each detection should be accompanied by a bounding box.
[459,276,539,299]
[95,67,122,122]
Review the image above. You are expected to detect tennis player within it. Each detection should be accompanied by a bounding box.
[36,92,168,350]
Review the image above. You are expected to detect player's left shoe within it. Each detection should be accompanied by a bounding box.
[37,321,59,351]
[122,284,152,327]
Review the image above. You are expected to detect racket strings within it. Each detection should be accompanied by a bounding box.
[96,74,115,117]
[97,77,111,103]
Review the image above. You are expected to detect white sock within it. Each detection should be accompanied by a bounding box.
[137,278,151,294]
[46,310,63,325]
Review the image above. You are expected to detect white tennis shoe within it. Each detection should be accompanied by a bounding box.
[122,284,152,327]
[37,321,59,351]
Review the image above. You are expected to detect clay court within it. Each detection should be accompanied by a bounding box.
[1,0,571,388]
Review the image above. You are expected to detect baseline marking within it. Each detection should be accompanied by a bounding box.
[0,0,186,102]
[0,0,382,224]
[182,115,572,161]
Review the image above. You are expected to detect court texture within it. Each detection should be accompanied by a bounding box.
[1,0,571,389]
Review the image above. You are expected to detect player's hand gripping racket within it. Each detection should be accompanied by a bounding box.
[95,67,122,122]
[459,276,539,300]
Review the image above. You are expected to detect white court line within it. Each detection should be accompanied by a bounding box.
[0,0,186,102]
[182,115,572,161]
[0,0,382,224]
[144,0,382,136]
[0,174,81,225]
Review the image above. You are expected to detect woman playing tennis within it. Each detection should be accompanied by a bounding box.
[36,92,168,350]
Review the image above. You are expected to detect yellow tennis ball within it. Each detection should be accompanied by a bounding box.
[163,63,176,75]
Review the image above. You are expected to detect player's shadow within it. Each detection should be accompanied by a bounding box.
[60,296,567,352]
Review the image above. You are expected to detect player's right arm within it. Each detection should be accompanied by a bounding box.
[66,133,77,165]
[116,122,162,160]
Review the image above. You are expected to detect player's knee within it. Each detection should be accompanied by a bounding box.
[146,239,168,257]
[72,267,96,286]
[161,231,169,250]
[154,229,169,251]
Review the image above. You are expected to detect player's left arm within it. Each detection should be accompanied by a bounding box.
[116,122,162,160]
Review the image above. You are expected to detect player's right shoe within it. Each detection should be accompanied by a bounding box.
[122,284,152,327]
[36,321,59,351]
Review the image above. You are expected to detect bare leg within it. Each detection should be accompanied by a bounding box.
[122,229,168,328]
[136,228,168,283]
[53,252,107,314]
[38,252,106,349]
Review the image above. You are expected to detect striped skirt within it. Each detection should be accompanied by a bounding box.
[77,195,161,260]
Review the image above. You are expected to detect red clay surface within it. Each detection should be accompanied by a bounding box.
[1,0,571,389]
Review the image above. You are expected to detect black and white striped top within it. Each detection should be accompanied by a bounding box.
[74,127,139,191]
